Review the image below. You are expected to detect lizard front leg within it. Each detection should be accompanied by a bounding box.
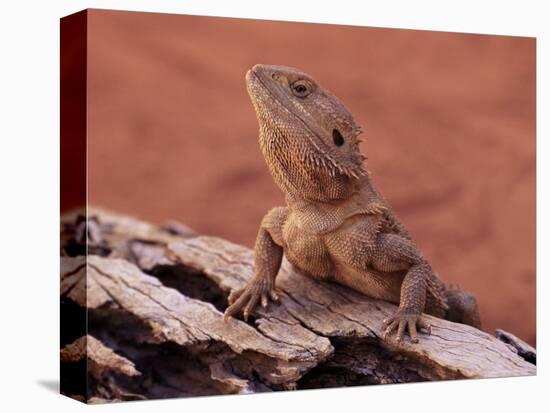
[326,219,430,342]
[223,207,287,321]
[372,233,432,343]
[381,263,433,342]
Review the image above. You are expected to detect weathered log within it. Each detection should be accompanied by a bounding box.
[61,335,141,377]
[60,208,536,403]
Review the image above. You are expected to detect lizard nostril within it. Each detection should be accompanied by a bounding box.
[332,129,345,146]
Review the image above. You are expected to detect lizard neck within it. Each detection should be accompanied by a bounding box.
[284,172,379,210]
[285,191,353,210]
[284,174,387,235]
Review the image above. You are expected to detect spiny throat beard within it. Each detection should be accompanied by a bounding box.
[259,122,356,202]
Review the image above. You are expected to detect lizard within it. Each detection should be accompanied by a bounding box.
[223,64,481,343]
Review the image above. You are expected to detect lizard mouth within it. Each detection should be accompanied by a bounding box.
[246,65,366,179]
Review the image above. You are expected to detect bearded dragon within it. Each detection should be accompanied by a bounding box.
[224,64,481,343]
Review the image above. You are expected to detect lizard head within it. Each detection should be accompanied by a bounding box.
[246,64,366,201]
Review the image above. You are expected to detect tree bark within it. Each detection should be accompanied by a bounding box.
[60,208,536,403]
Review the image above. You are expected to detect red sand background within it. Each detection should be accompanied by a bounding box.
[86,10,536,345]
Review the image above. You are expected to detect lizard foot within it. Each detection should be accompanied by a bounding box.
[382,311,431,343]
[223,277,279,322]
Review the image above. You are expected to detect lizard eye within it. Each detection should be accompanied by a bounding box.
[332,129,345,146]
[291,80,311,98]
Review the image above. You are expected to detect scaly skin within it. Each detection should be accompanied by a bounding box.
[224,64,481,343]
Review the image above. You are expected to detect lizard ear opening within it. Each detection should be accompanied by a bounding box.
[332,129,345,146]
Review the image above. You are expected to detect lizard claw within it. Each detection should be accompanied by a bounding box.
[382,311,431,343]
[224,277,278,322]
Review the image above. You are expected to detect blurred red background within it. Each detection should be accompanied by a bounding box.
[85,10,536,344]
